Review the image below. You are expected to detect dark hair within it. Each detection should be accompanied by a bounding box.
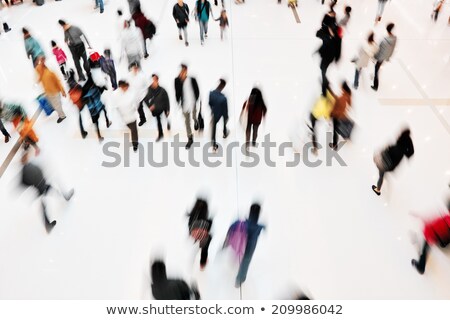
[104,49,111,57]
[22,28,29,35]
[368,32,375,43]
[129,62,140,70]
[180,64,188,70]
[152,74,159,80]
[118,80,129,87]
[217,79,226,90]
[342,81,351,95]
[58,20,66,26]
[151,260,167,284]
[188,198,209,227]
[249,87,267,112]
[51,40,57,47]
[117,9,123,16]
[387,23,395,33]
[345,6,352,14]
[248,203,261,224]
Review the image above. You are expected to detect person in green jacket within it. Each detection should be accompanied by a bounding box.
[23,28,45,66]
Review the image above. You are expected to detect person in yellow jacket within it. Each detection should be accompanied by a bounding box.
[308,90,335,154]
[35,57,67,123]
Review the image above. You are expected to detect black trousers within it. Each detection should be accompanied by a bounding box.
[332,117,339,146]
[154,113,163,137]
[414,241,430,274]
[59,63,67,77]
[246,122,260,145]
[200,235,212,266]
[138,100,147,123]
[91,107,110,139]
[69,43,90,80]
[211,115,228,146]
[373,61,383,90]
[126,121,139,148]
[309,113,318,149]
[320,59,332,96]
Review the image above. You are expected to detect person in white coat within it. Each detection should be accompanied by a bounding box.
[120,20,144,69]
[353,32,378,89]
[113,80,139,151]
[127,62,150,127]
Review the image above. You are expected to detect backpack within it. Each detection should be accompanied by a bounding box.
[224,220,248,260]
[190,219,211,247]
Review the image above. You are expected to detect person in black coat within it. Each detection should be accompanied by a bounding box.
[188,198,213,269]
[143,74,170,141]
[151,260,200,300]
[318,25,341,96]
[173,0,190,46]
[174,64,200,149]
[208,79,229,151]
[372,128,414,195]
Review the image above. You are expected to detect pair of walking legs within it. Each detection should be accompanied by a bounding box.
[211,116,228,148]
[69,43,90,82]
[245,122,260,148]
[126,121,139,151]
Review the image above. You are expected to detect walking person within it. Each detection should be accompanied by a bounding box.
[352,32,377,90]
[194,0,213,46]
[23,28,45,67]
[188,198,213,270]
[100,49,118,90]
[142,74,170,142]
[151,260,200,300]
[215,9,229,41]
[174,64,200,149]
[58,20,92,82]
[0,100,40,154]
[375,0,390,23]
[20,151,74,233]
[371,23,397,91]
[209,79,229,151]
[411,199,450,275]
[51,40,68,79]
[235,203,265,287]
[127,62,149,127]
[329,81,352,150]
[120,20,144,69]
[94,0,104,13]
[35,58,67,123]
[372,128,414,196]
[67,69,88,138]
[309,89,335,155]
[432,0,445,21]
[241,88,267,150]
[173,0,190,46]
[132,5,156,59]
[112,80,139,151]
[317,25,340,96]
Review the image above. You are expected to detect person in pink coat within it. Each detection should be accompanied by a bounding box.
[51,40,68,79]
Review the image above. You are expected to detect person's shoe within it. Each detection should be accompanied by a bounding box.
[251,141,256,147]
[4,135,10,143]
[167,122,171,131]
[372,185,381,196]
[144,53,149,59]
[100,9,104,14]
[205,33,208,38]
[411,259,425,275]
[311,147,318,156]
[57,116,66,123]
[185,137,193,149]
[185,41,189,47]
[212,143,218,152]
[64,189,75,201]
[133,145,138,152]
[81,131,88,139]
[138,119,146,127]
[201,41,204,46]
[156,135,163,142]
[45,220,57,233]
[223,130,229,139]
[329,143,337,150]
[99,136,105,143]
[4,26,11,33]
[106,121,112,128]
[371,85,378,91]
[179,35,183,40]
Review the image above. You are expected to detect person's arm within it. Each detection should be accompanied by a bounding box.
[192,78,200,101]
[54,73,66,97]
[163,88,170,115]
[143,87,154,108]
[173,5,178,22]
[79,27,92,49]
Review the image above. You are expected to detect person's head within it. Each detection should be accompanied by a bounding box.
[367,32,375,43]
[58,19,68,29]
[118,80,130,91]
[345,6,352,15]
[117,9,123,17]
[22,28,30,38]
[124,20,130,29]
[51,40,57,48]
[248,203,261,224]
[342,81,351,96]
[386,23,395,34]
[151,74,159,88]
[178,0,184,5]
[217,79,226,91]
[221,9,227,17]
[190,198,208,220]
[399,128,411,139]
[151,260,167,284]
[104,49,111,58]
[179,64,188,80]
[130,62,140,73]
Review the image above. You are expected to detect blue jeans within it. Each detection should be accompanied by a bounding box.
[236,241,257,285]
[199,20,208,42]
[95,0,104,11]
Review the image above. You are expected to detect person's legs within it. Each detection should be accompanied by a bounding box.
[200,235,212,267]
[199,21,205,42]
[252,123,260,145]
[211,117,218,147]
[109,71,118,90]
[376,169,385,190]
[138,100,147,125]
[204,20,209,37]
[223,115,228,138]
[102,107,111,127]
[183,26,188,44]
[245,122,252,146]
[155,114,163,139]
[59,63,67,78]
[309,113,318,150]
[126,121,139,150]
[320,59,331,96]
[98,0,104,12]
[354,68,361,89]
[46,94,66,120]
[143,37,149,57]
[70,47,84,81]
[79,112,88,137]
[373,61,382,90]
[332,117,338,147]
[79,47,91,77]
[236,243,257,285]
[183,111,193,138]
[412,241,430,274]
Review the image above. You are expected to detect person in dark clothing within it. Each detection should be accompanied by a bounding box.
[67,69,88,138]
[128,0,141,15]
[132,5,155,59]
[143,74,170,141]
[58,20,91,82]
[151,260,200,300]
[188,198,213,269]
[0,118,11,143]
[371,23,397,91]
[372,128,414,195]
[173,0,190,46]
[20,151,74,233]
[317,25,341,96]
[208,79,229,151]
[241,87,267,150]
[236,203,265,287]
[100,49,117,90]
[329,81,352,149]
[194,0,213,45]
[174,64,200,149]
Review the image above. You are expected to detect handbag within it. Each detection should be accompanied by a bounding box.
[336,118,354,139]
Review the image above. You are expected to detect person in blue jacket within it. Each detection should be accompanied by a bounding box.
[23,28,45,66]
[208,79,229,151]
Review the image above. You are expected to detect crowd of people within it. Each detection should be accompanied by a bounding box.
[0,0,449,299]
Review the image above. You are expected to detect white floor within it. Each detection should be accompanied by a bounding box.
[0,0,450,299]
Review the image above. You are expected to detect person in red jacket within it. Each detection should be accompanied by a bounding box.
[411,199,450,274]
[132,5,155,59]
[241,88,267,151]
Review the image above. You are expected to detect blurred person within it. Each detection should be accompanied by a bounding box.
[67,69,88,138]
[194,0,213,46]
[0,4,11,34]
[0,99,40,154]
[0,118,10,143]
[352,32,377,90]
[35,57,67,123]
[235,203,265,287]
[329,81,352,150]
[208,79,229,151]
[215,9,229,41]
[174,64,200,150]
[132,5,156,59]
[173,0,190,46]
[23,28,45,67]
[51,40,68,79]
[127,62,149,127]
[411,198,450,274]
[317,25,341,96]
[94,0,104,14]
[100,49,118,90]
[371,23,397,91]
[338,6,352,28]
[20,151,74,233]
[128,0,141,15]
[112,80,139,151]
[375,0,391,23]
[432,0,444,21]
[58,20,92,82]
[308,89,335,154]
[372,128,414,195]
[142,74,170,141]
[151,260,200,300]
[187,198,213,270]
[81,74,112,142]
[120,19,144,69]
[241,88,267,150]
